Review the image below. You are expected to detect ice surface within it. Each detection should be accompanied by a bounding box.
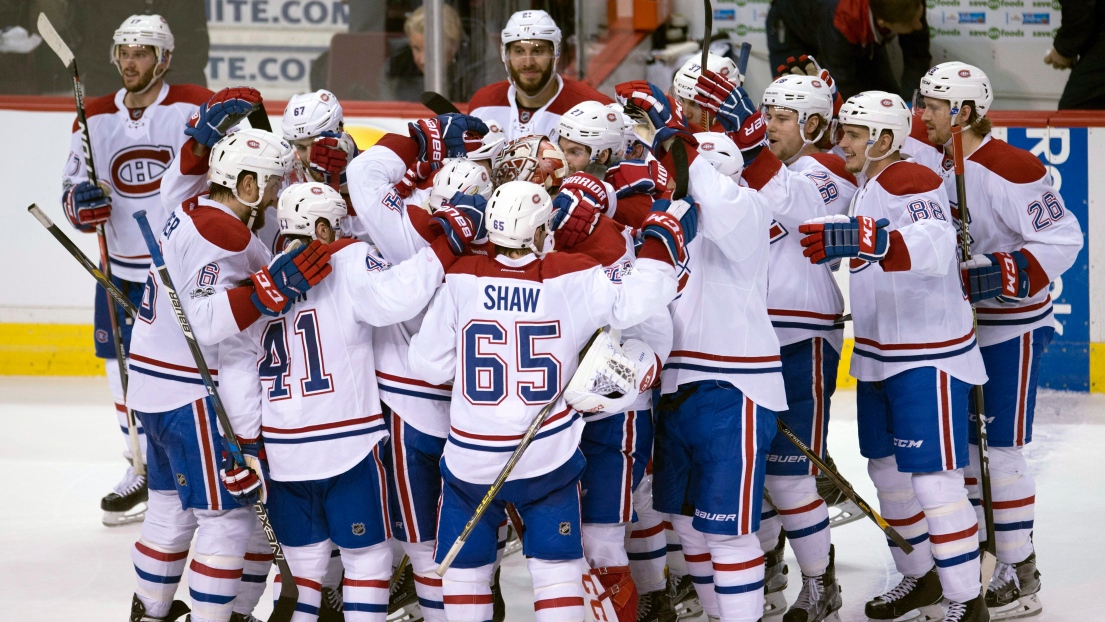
[1,377,1102,620]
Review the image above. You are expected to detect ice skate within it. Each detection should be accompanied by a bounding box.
[229,614,262,622]
[782,546,842,622]
[764,530,789,617]
[102,465,147,527]
[387,563,423,622]
[816,455,863,528]
[638,587,678,622]
[668,573,703,620]
[129,594,189,622]
[491,565,505,622]
[986,553,1042,620]
[502,525,522,558]
[864,566,944,621]
[320,585,345,621]
[941,595,990,622]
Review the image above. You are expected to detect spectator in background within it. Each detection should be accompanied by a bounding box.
[766,0,931,101]
[1045,0,1105,109]
[385,4,468,102]
[67,0,208,96]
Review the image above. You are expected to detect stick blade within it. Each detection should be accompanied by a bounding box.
[421,91,461,115]
[37,13,73,68]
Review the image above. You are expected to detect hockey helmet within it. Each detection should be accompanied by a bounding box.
[277,182,347,240]
[672,53,739,102]
[281,90,344,142]
[557,101,628,162]
[111,14,174,93]
[834,91,912,155]
[208,129,294,209]
[426,158,494,213]
[694,132,743,178]
[500,10,562,63]
[485,180,553,251]
[917,62,993,118]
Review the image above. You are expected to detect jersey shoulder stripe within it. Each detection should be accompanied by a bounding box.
[968,138,1047,184]
[875,160,943,196]
[329,238,364,254]
[72,93,119,130]
[741,148,784,190]
[546,78,613,114]
[163,84,215,106]
[808,152,858,186]
[184,197,252,252]
[468,80,512,110]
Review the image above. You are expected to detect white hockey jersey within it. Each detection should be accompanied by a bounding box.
[467,75,612,141]
[658,151,787,412]
[941,135,1083,347]
[126,196,271,414]
[407,248,677,485]
[345,135,451,438]
[218,238,454,481]
[62,82,212,282]
[755,152,853,352]
[846,159,986,385]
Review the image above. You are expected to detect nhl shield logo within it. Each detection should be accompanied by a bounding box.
[176,473,187,486]
[352,523,366,536]
[559,522,571,536]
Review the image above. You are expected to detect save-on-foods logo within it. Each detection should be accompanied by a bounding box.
[930,27,962,37]
[958,12,986,23]
[969,27,1025,39]
[732,23,766,36]
[969,0,1024,7]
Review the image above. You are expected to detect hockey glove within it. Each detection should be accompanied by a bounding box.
[431,201,481,255]
[693,69,757,135]
[63,181,111,231]
[776,55,843,117]
[408,113,489,164]
[219,439,266,506]
[799,215,890,265]
[733,111,769,154]
[396,161,439,198]
[605,158,670,199]
[615,80,694,154]
[550,173,608,249]
[961,251,1031,303]
[185,87,263,148]
[250,240,333,315]
[309,131,359,190]
[641,196,698,265]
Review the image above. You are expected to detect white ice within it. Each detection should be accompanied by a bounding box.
[1,376,1102,620]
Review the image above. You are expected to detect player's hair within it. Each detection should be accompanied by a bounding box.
[208,170,257,202]
[964,100,993,136]
[870,0,923,24]
[404,5,463,50]
[494,243,534,258]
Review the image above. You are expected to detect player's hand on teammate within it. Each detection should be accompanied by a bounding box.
[960,251,1031,303]
[309,131,359,191]
[694,69,757,135]
[185,86,263,148]
[605,159,670,199]
[431,193,486,255]
[641,195,699,266]
[409,113,489,164]
[250,240,333,316]
[550,173,608,249]
[776,55,843,117]
[799,215,890,264]
[615,80,694,153]
[219,440,266,506]
[62,181,111,231]
[396,161,439,198]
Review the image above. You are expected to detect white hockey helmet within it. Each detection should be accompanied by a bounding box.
[694,132,743,178]
[111,15,174,92]
[557,101,628,162]
[208,129,294,209]
[281,90,344,141]
[836,91,912,155]
[492,134,570,190]
[762,75,834,126]
[672,53,739,102]
[917,62,993,118]
[468,122,507,163]
[277,182,348,240]
[426,158,494,213]
[606,103,640,155]
[500,10,562,63]
[485,180,553,251]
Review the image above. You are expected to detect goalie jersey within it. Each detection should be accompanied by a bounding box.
[407,249,677,485]
[219,238,455,482]
[62,82,213,282]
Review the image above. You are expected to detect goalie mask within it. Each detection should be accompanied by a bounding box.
[491,134,569,190]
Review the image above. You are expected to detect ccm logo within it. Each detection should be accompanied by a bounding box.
[892,438,923,448]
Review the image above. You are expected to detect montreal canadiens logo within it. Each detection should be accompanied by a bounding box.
[311,186,324,195]
[958,69,971,78]
[532,194,541,203]
[109,144,174,198]
[320,92,331,102]
[701,142,715,151]
[247,139,261,149]
[607,113,618,122]
[881,98,893,107]
[812,79,822,88]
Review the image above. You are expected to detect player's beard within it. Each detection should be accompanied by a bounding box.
[509,60,555,98]
[123,64,158,94]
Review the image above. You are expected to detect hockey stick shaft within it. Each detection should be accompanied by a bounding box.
[736,42,752,83]
[950,123,998,587]
[776,418,914,553]
[421,90,460,115]
[700,0,713,131]
[133,210,299,621]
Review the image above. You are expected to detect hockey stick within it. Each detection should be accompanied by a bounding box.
[28,204,138,318]
[775,418,914,553]
[421,90,460,115]
[700,0,713,131]
[39,12,145,476]
[950,122,998,592]
[736,42,752,86]
[133,210,299,622]
[436,329,604,576]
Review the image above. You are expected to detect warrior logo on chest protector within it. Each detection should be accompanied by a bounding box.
[110,144,175,198]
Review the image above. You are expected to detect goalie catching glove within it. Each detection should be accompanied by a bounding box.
[565,330,659,415]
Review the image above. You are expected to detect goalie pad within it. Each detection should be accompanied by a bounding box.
[583,565,638,622]
[565,332,658,415]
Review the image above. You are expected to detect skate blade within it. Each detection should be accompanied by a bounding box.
[674,600,704,620]
[989,593,1042,620]
[502,535,523,558]
[882,603,945,622]
[763,591,787,617]
[386,604,424,622]
[829,500,866,528]
[102,504,146,527]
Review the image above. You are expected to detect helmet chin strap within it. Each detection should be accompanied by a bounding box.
[784,118,828,165]
[116,48,171,96]
[860,139,894,178]
[232,184,266,230]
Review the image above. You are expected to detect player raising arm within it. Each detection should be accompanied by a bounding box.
[799,92,988,622]
[916,62,1083,620]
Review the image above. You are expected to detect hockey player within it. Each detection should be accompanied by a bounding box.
[556,100,628,174]
[915,62,1084,619]
[491,133,571,191]
[407,179,697,622]
[468,9,611,140]
[616,79,785,622]
[218,181,478,622]
[60,13,213,526]
[798,91,989,622]
[124,129,333,622]
[669,53,738,133]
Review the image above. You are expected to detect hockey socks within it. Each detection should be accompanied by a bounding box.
[625,480,667,594]
[670,515,720,618]
[531,558,587,622]
[913,470,982,604]
[402,539,446,621]
[967,445,1036,564]
[132,490,194,618]
[234,523,274,618]
[765,475,831,576]
[868,456,934,579]
[441,564,495,622]
[341,541,393,621]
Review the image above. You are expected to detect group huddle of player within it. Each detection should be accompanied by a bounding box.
[61,10,1083,622]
